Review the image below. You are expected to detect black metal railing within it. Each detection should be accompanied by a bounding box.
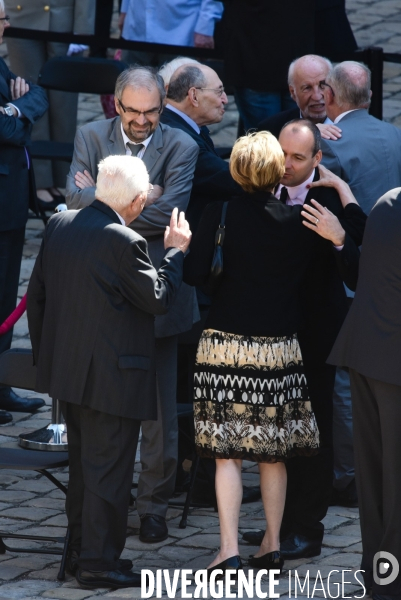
[4,28,401,122]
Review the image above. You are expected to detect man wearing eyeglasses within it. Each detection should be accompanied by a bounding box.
[66,66,199,545]
[0,1,49,420]
[160,63,241,232]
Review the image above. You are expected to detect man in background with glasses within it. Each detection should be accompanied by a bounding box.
[160,63,241,232]
[66,66,199,545]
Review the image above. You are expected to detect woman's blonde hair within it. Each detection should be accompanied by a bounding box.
[229,131,285,193]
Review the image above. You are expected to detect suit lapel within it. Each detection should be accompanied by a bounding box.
[107,117,126,156]
[142,124,162,175]
[304,169,320,205]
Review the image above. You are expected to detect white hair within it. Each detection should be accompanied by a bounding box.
[95,155,149,211]
[288,54,333,85]
[159,56,201,87]
[0,1,5,13]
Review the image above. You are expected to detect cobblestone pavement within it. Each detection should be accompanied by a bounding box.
[1,1,400,597]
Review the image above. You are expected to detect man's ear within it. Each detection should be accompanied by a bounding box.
[114,97,122,116]
[313,149,323,167]
[188,87,199,107]
[289,84,296,103]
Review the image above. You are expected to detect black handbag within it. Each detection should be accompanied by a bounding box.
[206,201,229,294]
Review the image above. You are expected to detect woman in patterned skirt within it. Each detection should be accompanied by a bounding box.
[184,130,322,576]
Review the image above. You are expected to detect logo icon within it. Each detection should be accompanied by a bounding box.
[373,551,399,586]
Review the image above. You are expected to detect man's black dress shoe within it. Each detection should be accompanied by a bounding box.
[76,568,141,589]
[66,550,133,576]
[0,410,12,424]
[206,555,242,580]
[280,533,321,559]
[139,514,168,543]
[0,387,45,413]
[248,550,283,573]
[242,529,264,545]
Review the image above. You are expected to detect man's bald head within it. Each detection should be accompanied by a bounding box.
[288,55,332,86]
[166,63,227,127]
[287,55,332,123]
[325,61,371,109]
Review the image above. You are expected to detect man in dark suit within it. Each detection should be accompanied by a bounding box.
[0,4,48,422]
[243,119,366,558]
[66,66,199,543]
[329,187,401,600]
[160,63,241,233]
[258,55,342,142]
[27,155,191,590]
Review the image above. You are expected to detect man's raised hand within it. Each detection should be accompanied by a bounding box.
[164,208,192,253]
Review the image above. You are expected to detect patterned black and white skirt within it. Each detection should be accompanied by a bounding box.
[194,329,320,463]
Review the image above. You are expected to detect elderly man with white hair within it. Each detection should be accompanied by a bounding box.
[27,155,191,590]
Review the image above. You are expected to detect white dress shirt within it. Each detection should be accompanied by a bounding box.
[121,124,153,159]
[275,169,315,206]
[121,0,223,47]
[111,208,126,226]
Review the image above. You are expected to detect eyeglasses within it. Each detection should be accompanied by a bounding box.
[194,86,226,97]
[0,15,10,22]
[118,99,162,118]
[320,81,335,97]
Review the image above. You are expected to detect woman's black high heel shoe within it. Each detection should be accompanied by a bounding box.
[206,555,243,580]
[247,550,284,573]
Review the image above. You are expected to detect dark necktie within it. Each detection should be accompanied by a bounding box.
[127,143,144,157]
[199,128,217,154]
[279,186,289,204]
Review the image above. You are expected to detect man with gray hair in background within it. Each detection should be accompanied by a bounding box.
[28,155,192,589]
[66,66,199,544]
[258,55,342,141]
[321,60,401,509]
[321,60,401,214]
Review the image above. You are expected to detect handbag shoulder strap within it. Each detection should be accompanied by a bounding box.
[215,201,229,247]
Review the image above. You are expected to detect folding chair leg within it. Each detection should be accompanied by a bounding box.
[179,455,200,529]
[57,526,70,581]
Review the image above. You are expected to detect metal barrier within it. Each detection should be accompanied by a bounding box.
[4,28,401,121]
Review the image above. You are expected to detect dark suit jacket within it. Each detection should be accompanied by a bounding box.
[160,107,241,231]
[329,188,401,386]
[27,200,184,420]
[258,107,300,139]
[297,171,366,366]
[0,57,48,231]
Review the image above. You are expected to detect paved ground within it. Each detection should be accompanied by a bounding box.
[0,1,400,597]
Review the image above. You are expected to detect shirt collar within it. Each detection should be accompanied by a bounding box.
[299,109,333,125]
[111,207,125,226]
[275,168,315,205]
[165,103,200,134]
[333,108,360,124]
[120,123,153,151]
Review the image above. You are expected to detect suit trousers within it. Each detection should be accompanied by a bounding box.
[0,228,25,359]
[282,363,335,541]
[6,38,78,190]
[350,369,401,596]
[136,335,178,517]
[333,366,355,491]
[60,401,140,570]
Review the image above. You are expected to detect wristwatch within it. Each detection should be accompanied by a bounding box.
[3,105,14,116]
